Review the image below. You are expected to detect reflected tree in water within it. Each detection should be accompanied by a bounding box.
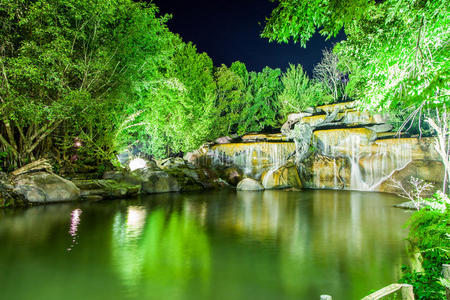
[111,206,210,298]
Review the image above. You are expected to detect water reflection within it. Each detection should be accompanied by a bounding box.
[67,208,82,251]
[0,191,410,300]
[189,190,409,299]
[111,204,211,299]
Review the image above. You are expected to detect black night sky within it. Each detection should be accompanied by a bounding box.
[153,0,345,75]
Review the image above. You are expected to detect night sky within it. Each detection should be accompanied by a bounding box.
[152,0,345,75]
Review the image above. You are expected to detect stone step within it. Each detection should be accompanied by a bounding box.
[315,101,356,114]
[314,128,377,149]
[376,131,410,139]
[301,110,389,127]
[241,133,289,142]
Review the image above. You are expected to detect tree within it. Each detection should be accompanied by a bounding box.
[279,64,329,115]
[335,0,449,112]
[0,0,176,167]
[263,0,449,113]
[313,49,347,102]
[117,42,218,158]
[238,67,283,134]
[214,64,246,135]
[262,0,372,46]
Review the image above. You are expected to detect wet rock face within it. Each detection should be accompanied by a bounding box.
[262,162,302,189]
[0,172,25,207]
[13,171,80,203]
[300,154,351,189]
[141,171,181,194]
[194,142,296,180]
[377,160,444,196]
[236,178,264,191]
[222,167,243,186]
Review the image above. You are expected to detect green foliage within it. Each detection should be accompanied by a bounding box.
[263,0,449,114]
[214,64,246,135]
[262,0,373,46]
[114,42,217,158]
[400,193,450,299]
[238,67,283,134]
[0,152,7,171]
[279,64,329,115]
[0,0,177,165]
[335,0,450,113]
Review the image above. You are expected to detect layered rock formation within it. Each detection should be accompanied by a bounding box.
[188,101,444,195]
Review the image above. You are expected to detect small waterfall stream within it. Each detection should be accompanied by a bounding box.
[316,131,414,191]
[206,142,295,180]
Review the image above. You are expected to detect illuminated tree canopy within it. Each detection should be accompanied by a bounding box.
[263,0,450,113]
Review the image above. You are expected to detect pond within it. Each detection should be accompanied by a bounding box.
[0,190,411,300]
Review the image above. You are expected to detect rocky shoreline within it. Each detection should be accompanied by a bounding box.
[0,158,233,208]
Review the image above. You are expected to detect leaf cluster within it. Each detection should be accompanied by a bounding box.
[400,195,450,299]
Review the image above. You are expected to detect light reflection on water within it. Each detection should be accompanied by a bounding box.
[0,190,410,300]
[67,208,82,251]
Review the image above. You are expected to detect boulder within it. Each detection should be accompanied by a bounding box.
[166,168,204,192]
[376,160,444,195]
[13,171,80,203]
[156,157,187,170]
[365,123,394,133]
[1,172,25,207]
[281,112,312,135]
[304,106,316,114]
[123,169,180,194]
[184,143,212,166]
[394,201,428,210]
[223,167,243,186]
[316,101,355,114]
[236,178,264,191]
[215,136,233,144]
[142,171,181,194]
[262,163,302,189]
[73,179,140,200]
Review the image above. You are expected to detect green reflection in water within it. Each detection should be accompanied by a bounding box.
[111,205,210,299]
[276,191,408,299]
[0,190,410,300]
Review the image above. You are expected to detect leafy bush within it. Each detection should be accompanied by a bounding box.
[279,64,330,115]
[400,193,450,299]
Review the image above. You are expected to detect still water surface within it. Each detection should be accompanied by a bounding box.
[0,190,411,300]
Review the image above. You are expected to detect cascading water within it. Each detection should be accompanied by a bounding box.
[190,126,438,192]
[206,142,295,180]
[363,140,413,190]
[315,130,414,191]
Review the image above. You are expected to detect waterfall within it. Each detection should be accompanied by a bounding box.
[207,142,295,179]
[190,130,433,192]
[364,141,413,190]
[315,130,414,191]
